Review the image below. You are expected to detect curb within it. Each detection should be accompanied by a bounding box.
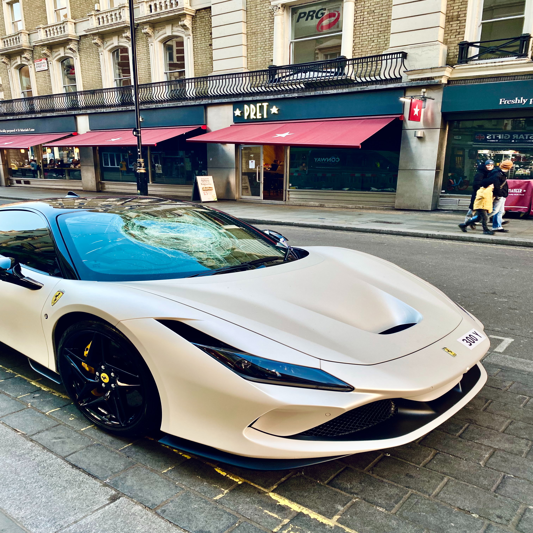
[240,218,533,249]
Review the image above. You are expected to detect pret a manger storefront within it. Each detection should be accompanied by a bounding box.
[190,90,404,207]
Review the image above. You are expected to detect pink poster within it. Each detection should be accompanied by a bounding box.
[506,179,533,214]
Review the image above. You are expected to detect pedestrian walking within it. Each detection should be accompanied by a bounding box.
[487,160,512,232]
[459,180,495,235]
[462,160,494,228]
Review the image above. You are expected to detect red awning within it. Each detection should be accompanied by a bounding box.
[188,116,400,148]
[46,126,204,147]
[0,133,73,149]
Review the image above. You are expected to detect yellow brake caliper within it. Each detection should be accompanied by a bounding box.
[82,341,95,373]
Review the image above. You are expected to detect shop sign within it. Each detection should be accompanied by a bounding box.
[506,179,533,214]
[234,103,279,120]
[474,131,533,144]
[34,59,48,72]
[499,97,533,106]
[292,0,343,40]
[192,175,217,202]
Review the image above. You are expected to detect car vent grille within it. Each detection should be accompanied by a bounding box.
[297,400,397,438]
[380,323,417,335]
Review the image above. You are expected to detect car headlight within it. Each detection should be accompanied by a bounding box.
[195,344,354,392]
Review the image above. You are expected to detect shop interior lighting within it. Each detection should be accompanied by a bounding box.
[399,88,435,109]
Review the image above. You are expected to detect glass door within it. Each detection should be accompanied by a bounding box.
[240,145,262,198]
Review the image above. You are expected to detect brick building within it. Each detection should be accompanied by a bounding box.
[0,0,531,211]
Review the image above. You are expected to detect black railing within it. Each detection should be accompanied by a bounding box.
[458,33,531,64]
[0,52,406,119]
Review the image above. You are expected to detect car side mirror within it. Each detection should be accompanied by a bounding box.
[0,255,43,291]
[263,229,289,247]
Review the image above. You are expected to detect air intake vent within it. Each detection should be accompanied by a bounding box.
[296,400,396,438]
[380,323,417,335]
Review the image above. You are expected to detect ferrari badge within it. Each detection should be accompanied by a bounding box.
[51,291,64,306]
[443,347,457,357]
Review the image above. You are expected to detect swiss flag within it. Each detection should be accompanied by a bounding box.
[408,99,423,122]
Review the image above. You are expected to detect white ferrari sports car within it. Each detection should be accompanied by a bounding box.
[0,196,489,469]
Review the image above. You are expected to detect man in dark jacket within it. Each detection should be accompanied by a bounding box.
[460,160,494,228]
[486,160,512,232]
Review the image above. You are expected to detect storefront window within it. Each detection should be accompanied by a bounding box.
[54,0,68,22]
[61,58,77,93]
[164,38,185,80]
[112,48,131,87]
[19,66,32,98]
[289,147,399,192]
[100,137,207,185]
[42,146,81,180]
[443,118,533,195]
[290,0,342,64]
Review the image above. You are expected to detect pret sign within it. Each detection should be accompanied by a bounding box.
[234,103,280,121]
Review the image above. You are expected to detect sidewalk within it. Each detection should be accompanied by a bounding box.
[2,186,533,248]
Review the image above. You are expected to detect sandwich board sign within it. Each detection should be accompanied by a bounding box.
[192,175,217,202]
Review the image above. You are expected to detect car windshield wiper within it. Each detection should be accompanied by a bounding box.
[188,256,285,278]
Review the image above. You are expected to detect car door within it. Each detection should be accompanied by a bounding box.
[0,209,63,367]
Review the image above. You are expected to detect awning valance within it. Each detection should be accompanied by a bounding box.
[45,126,205,147]
[187,116,400,148]
[0,133,73,149]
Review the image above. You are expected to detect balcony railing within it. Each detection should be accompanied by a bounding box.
[0,52,406,119]
[137,0,193,22]
[86,5,129,33]
[35,20,78,45]
[0,30,31,53]
[458,34,532,64]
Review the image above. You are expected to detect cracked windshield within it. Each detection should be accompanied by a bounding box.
[58,201,284,281]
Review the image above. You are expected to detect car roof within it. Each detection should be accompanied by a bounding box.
[0,196,198,220]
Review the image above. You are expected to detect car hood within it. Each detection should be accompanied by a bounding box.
[123,247,463,365]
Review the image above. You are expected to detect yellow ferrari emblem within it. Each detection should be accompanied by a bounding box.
[101,373,110,383]
[443,347,457,357]
[51,291,64,306]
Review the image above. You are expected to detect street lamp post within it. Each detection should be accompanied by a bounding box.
[127,0,148,195]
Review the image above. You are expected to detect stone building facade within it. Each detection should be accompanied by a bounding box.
[0,0,532,213]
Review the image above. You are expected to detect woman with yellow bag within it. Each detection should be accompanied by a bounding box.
[459,182,495,235]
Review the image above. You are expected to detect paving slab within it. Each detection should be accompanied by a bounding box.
[1,408,58,436]
[67,444,135,480]
[0,510,27,533]
[157,491,239,533]
[108,466,182,509]
[31,424,93,457]
[0,424,116,533]
[60,497,180,533]
[0,394,26,417]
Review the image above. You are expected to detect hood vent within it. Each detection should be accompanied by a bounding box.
[380,323,417,335]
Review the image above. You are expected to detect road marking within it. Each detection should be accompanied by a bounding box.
[483,353,533,374]
[489,336,515,353]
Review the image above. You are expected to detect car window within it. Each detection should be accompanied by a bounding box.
[0,210,61,276]
[58,204,286,282]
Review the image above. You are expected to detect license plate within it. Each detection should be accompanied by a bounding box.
[458,329,486,350]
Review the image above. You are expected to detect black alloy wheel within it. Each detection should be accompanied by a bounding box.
[58,320,161,436]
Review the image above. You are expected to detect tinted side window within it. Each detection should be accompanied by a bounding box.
[0,210,61,276]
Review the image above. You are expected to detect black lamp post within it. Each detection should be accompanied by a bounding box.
[127,0,148,195]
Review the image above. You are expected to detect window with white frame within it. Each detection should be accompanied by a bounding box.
[112,47,131,87]
[54,0,68,21]
[19,65,32,97]
[61,58,77,92]
[290,0,343,64]
[10,0,22,32]
[164,37,185,80]
[479,0,526,41]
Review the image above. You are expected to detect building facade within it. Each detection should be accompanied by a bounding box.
[0,0,531,211]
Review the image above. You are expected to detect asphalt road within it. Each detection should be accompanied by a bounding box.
[257,225,533,364]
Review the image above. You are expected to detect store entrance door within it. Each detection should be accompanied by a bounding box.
[240,145,262,198]
[240,145,285,201]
